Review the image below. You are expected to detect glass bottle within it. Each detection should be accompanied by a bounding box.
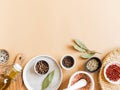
[0,63,22,90]
[0,54,24,90]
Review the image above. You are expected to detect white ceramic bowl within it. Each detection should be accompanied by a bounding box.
[34,58,49,75]
[23,55,63,90]
[60,54,76,70]
[104,61,120,84]
[67,71,94,90]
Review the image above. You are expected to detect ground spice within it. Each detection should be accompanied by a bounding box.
[71,73,91,90]
[106,64,120,81]
[62,56,74,68]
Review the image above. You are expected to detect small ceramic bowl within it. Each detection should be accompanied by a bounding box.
[0,49,9,64]
[34,60,49,75]
[104,61,120,84]
[60,54,76,70]
[85,57,102,73]
[67,71,94,90]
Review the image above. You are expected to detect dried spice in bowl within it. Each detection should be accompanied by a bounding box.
[61,55,76,70]
[104,62,120,84]
[71,73,91,90]
[0,49,9,64]
[68,71,94,90]
[34,60,49,75]
[85,57,102,73]
[106,64,120,81]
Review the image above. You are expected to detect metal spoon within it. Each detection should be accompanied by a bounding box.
[64,79,87,90]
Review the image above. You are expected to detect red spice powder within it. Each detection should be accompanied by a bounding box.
[71,73,91,90]
[106,64,120,81]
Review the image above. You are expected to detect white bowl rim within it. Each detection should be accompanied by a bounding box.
[104,61,120,84]
[23,55,63,90]
[60,54,76,70]
[68,71,94,90]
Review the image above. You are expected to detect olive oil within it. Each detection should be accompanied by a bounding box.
[0,63,22,90]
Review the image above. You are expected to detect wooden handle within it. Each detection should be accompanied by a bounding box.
[13,53,25,66]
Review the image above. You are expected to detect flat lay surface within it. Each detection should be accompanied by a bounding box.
[0,0,120,90]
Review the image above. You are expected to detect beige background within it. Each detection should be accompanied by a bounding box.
[0,0,120,90]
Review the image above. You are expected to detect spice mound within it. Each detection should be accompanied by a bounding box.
[71,73,91,90]
[62,56,74,68]
[106,64,120,82]
[0,49,9,64]
[35,60,49,74]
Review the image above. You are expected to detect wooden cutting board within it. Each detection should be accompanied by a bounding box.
[6,73,25,90]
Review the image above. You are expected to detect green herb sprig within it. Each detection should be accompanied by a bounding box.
[73,39,100,59]
[42,70,55,90]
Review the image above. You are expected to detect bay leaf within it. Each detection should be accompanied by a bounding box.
[80,53,95,59]
[74,39,88,50]
[73,45,86,52]
[42,70,55,90]
[89,50,101,54]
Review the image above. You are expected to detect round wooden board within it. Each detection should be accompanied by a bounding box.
[99,49,120,90]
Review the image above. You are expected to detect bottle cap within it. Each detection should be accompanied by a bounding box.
[14,63,22,72]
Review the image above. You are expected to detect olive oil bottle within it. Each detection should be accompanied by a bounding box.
[0,63,22,90]
[0,54,24,90]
